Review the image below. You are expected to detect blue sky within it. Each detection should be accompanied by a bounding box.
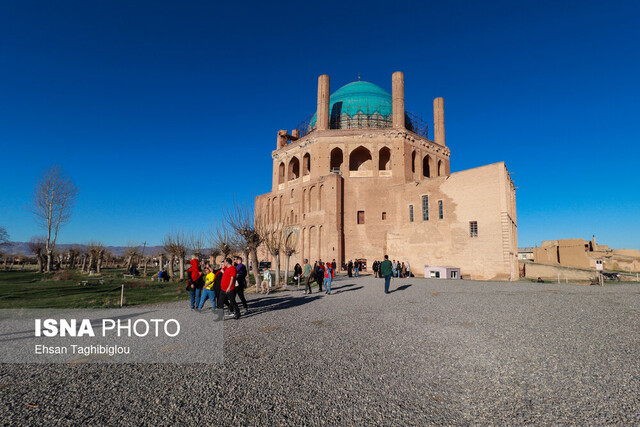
[1,0,638,249]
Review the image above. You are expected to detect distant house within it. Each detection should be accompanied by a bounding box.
[518,247,534,261]
[532,236,639,272]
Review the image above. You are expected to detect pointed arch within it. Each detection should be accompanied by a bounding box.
[438,159,444,176]
[303,152,311,176]
[309,186,316,212]
[349,146,372,171]
[302,188,307,213]
[422,155,432,178]
[378,146,391,171]
[288,157,300,181]
[330,147,343,172]
[411,150,416,173]
[278,162,285,184]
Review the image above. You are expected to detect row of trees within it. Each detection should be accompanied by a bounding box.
[6,165,301,288]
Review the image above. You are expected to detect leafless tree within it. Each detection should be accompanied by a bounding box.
[123,242,140,273]
[208,226,238,261]
[0,226,9,247]
[87,242,106,273]
[262,217,286,288]
[189,231,206,260]
[224,201,265,293]
[283,230,299,288]
[0,227,14,270]
[28,236,46,273]
[163,229,188,279]
[30,165,78,272]
[208,247,221,268]
[155,250,165,273]
[68,247,80,269]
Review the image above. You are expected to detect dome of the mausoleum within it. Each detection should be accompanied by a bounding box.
[310,81,393,130]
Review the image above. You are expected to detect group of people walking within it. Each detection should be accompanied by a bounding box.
[372,259,411,278]
[299,259,335,294]
[185,255,249,320]
[185,254,410,315]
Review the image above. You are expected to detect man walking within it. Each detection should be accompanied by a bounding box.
[303,258,313,294]
[217,258,240,319]
[380,255,393,294]
[234,256,249,315]
[316,261,325,293]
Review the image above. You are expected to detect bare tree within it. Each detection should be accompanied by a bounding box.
[30,165,79,272]
[224,201,265,293]
[283,230,299,288]
[262,217,285,288]
[67,247,80,269]
[163,229,188,279]
[87,242,106,274]
[0,226,9,247]
[189,231,206,260]
[209,226,238,260]
[208,247,221,268]
[124,242,140,273]
[162,235,175,278]
[28,236,46,273]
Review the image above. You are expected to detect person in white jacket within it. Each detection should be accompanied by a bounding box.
[261,270,272,294]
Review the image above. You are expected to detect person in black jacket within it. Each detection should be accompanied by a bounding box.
[234,256,249,315]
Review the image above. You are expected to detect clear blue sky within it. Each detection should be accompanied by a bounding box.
[1,0,639,249]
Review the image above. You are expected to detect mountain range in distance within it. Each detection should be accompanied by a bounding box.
[2,242,168,257]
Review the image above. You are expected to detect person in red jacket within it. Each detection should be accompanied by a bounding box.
[323,262,334,295]
[217,257,240,319]
[187,257,203,309]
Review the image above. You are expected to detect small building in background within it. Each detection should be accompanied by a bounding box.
[532,235,640,272]
[423,265,461,279]
[518,247,534,261]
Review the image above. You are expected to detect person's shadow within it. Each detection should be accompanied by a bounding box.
[240,294,321,318]
[335,285,363,294]
[392,284,412,292]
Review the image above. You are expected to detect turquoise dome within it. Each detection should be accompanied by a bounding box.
[310,81,392,128]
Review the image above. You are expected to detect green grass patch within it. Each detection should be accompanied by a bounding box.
[0,268,188,309]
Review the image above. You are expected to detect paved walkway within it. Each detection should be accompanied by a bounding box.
[1,275,639,425]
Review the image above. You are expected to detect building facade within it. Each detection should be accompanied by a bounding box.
[256,72,518,280]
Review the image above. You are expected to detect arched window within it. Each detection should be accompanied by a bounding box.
[438,160,444,176]
[411,150,416,173]
[270,198,275,222]
[309,186,316,212]
[303,153,311,176]
[288,157,300,181]
[278,162,285,184]
[290,209,295,224]
[318,185,323,210]
[330,148,343,172]
[302,188,307,213]
[279,195,283,219]
[349,146,372,171]
[422,155,431,178]
[379,147,391,171]
[291,189,294,198]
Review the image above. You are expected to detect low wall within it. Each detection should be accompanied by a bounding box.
[522,261,640,282]
[522,262,595,281]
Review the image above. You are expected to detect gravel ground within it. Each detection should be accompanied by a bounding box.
[1,275,639,425]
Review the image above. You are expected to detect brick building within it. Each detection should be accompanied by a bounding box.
[256,72,518,280]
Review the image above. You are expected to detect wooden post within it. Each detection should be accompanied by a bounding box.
[120,284,124,307]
